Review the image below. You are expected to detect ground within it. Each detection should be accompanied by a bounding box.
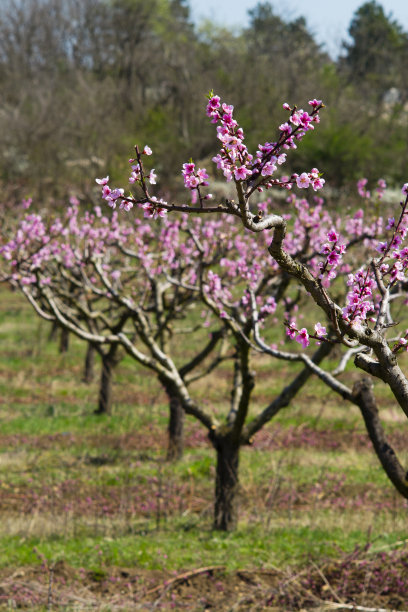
[0,288,407,610]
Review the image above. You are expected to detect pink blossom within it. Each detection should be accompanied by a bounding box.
[212,154,224,170]
[290,112,301,126]
[357,178,370,199]
[312,177,325,191]
[207,95,220,111]
[376,241,388,253]
[376,178,386,199]
[296,173,310,189]
[143,145,152,155]
[279,122,292,134]
[102,185,111,198]
[197,168,209,183]
[327,230,339,242]
[260,297,277,317]
[298,111,313,128]
[314,322,326,337]
[327,251,340,265]
[222,112,233,125]
[182,162,195,175]
[185,175,200,189]
[96,176,109,186]
[141,203,154,216]
[234,166,252,181]
[261,162,276,177]
[286,323,297,340]
[296,328,310,348]
[148,169,157,185]
[119,200,133,212]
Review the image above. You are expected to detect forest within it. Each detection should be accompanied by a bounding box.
[1,1,408,610]
[2,0,408,202]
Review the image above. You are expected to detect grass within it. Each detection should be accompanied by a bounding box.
[2,523,403,573]
[0,286,407,609]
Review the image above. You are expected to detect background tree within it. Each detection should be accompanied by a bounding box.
[2,191,345,529]
[3,0,408,201]
[340,1,408,102]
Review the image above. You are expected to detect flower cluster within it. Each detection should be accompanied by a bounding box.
[343,269,376,324]
[357,178,370,199]
[295,170,325,191]
[96,93,326,220]
[207,95,253,183]
[95,176,125,210]
[181,162,213,204]
[182,162,208,190]
[374,184,408,285]
[95,145,165,217]
[318,230,347,284]
[206,93,325,194]
[357,177,387,200]
[141,198,168,219]
[286,321,327,348]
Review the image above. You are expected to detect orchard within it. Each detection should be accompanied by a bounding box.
[1,91,408,608]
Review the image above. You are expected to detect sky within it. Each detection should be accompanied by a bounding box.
[189,0,408,58]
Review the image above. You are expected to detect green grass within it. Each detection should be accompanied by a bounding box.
[1,522,406,572]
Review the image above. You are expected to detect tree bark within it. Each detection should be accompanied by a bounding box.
[352,378,408,499]
[59,327,69,353]
[212,434,240,531]
[48,322,69,353]
[83,342,95,383]
[48,320,58,342]
[95,353,115,415]
[166,392,185,461]
[159,376,185,461]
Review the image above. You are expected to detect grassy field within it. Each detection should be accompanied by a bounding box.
[0,286,407,610]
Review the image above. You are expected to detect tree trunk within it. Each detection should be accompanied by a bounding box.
[48,320,58,342]
[166,393,185,461]
[83,343,95,384]
[95,356,114,415]
[59,327,69,353]
[213,436,240,531]
[352,378,408,499]
[159,376,185,462]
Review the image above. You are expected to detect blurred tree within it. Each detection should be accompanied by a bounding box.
[340,1,408,101]
[2,0,408,201]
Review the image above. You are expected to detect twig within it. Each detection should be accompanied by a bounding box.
[315,602,402,612]
[311,560,345,605]
[145,565,225,596]
[47,563,55,610]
